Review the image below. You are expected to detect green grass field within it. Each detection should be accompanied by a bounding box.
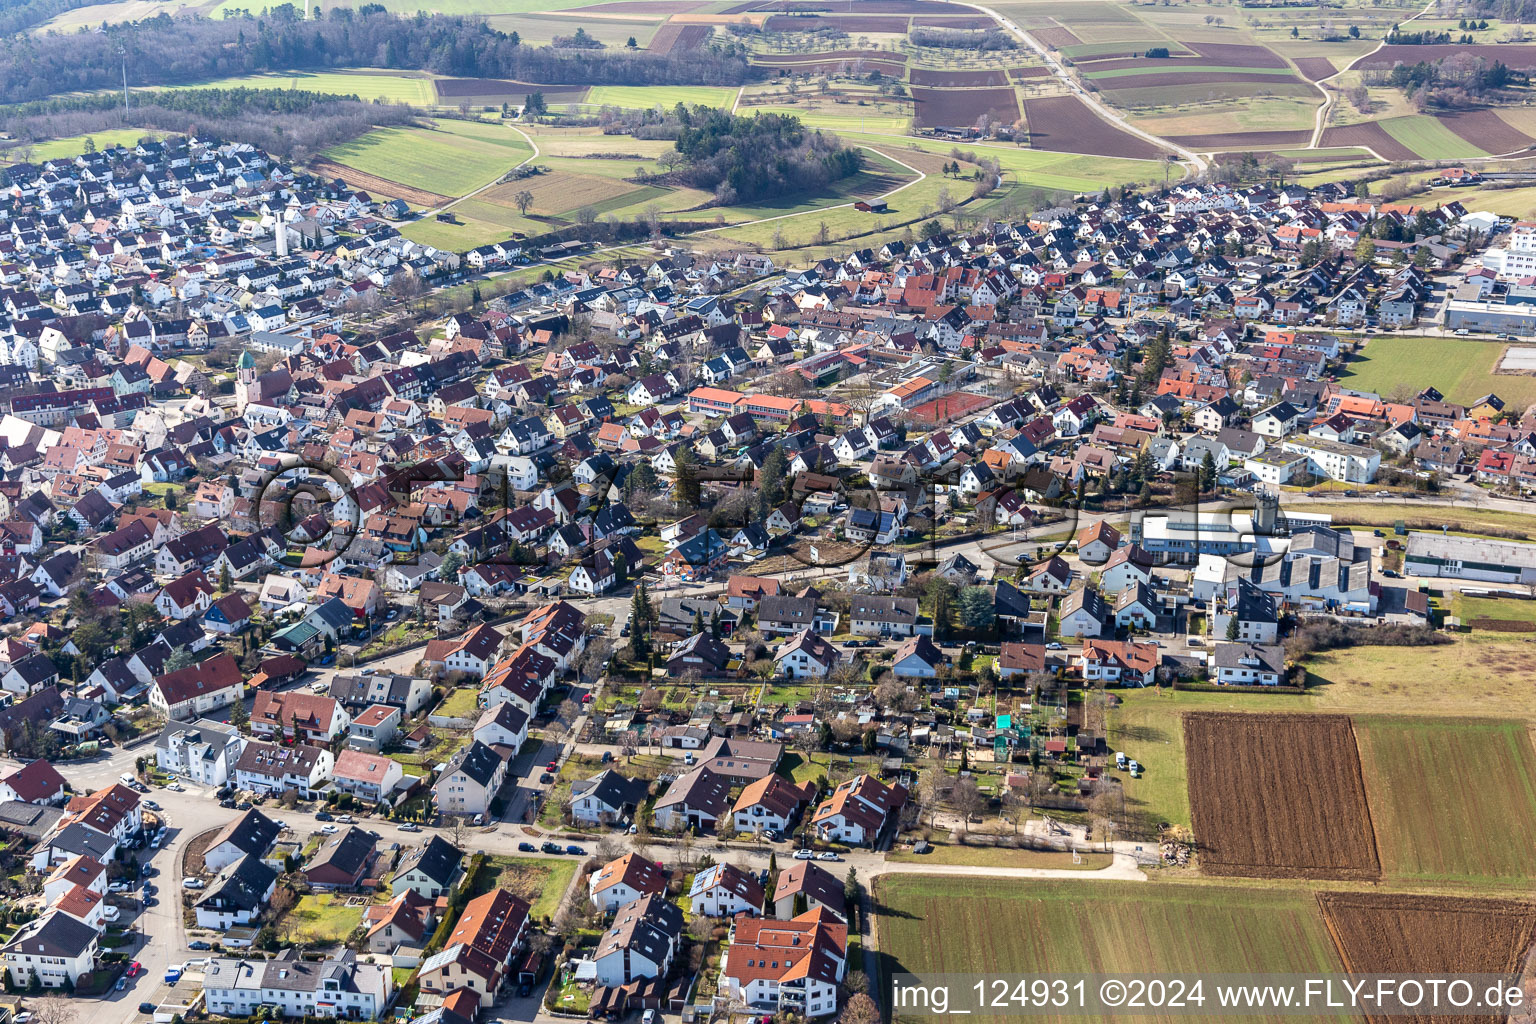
[4,129,169,163]
[155,69,437,105]
[322,119,532,198]
[287,894,365,944]
[1337,336,1536,407]
[584,85,740,111]
[1355,717,1536,887]
[467,855,576,919]
[877,877,1347,1023]
[1380,114,1489,159]
[1452,593,1536,625]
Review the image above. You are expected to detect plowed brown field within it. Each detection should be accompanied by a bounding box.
[1185,712,1381,880]
[764,14,910,31]
[1321,121,1418,161]
[1022,94,1162,158]
[1319,892,1536,1024]
[308,160,450,207]
[1437,108,1536,155]
[1033,26,1082,47]
[1293,56,1337,81]
[913,85,1019,128]
[910,67,1008,87]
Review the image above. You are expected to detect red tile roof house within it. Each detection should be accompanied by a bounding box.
[418,889,532,1007]
[588,851,670,913]
[719,909,848,1018]
[0,758,68,805]
[732,774,814,836]
[250,691,352,744]
[810,774,907,846]
[150,653,243,721]
[364,889,436,953]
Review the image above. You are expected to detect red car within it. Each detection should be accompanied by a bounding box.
[581,694,594,704]
[546,760,558,771]
[127,962,142,978]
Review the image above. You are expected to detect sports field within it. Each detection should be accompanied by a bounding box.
[1355,716,1536,886]
[1337,336,1536,408]
[878,877,1347,1023]
[1380,114,1489,159]
[584,85,739,110]
[321,119,532,198]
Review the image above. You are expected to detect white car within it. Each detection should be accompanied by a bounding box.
[816,851,840,861]
[181,878,205,890]
[318,824,338,835]
[399,822,421,832]
[793,849,815,860]
[165,782,184,792]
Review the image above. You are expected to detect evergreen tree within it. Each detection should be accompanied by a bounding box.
[673,448,701,508]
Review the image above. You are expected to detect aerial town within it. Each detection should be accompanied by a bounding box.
[0,73,1534,1024]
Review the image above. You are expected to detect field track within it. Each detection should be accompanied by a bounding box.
[1185,712,1381,881]
[1022,95,1162,159]
[308,160,450,207]
[1318,892,1536,1024]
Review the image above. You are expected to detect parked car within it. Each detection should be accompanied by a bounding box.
[181,878,204,890]
[541,842,563,854]
[128,962,142,978]
[793,849,814,860]
[519,842,537,853]
[189,941,212,951]
[334,814,354,824]
[816,851,840,861]
[399,822,421,832]
[116,979,127,991]
[235,800,251,810]
[145,800,160,811]
[565,845,585,856]
[318,824,338,834]
[472,813,485,826]
[314,811,334,821]
[138,1005,155,1015]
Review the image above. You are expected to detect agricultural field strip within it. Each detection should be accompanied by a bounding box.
[1354,716,1536,885]
[1184,712,1381,880]
[1083,64,1298,80]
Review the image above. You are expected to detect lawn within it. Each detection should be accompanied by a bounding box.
[155,69,438,105]
[876,877,1346,1021]
[434,687,480,721]
[1354,716,1536,887]
[321,119,532,198]
[1294,500,1536,540]
[1451,593,1536,626]
[1302,636,1536,721]
[1337,335,1536,408]
[468,855,577,919]
[1380,114,1489,160]
[387,727,471,771]
[836,131,1161,193]
[885,845,1112,869]
[287,894,366,943]
[584,85,740,111]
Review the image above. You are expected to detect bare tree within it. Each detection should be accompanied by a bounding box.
[513,190,535,215]
[29,996,78,1024]
[448,815,468,847]
[952,776,984,835]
